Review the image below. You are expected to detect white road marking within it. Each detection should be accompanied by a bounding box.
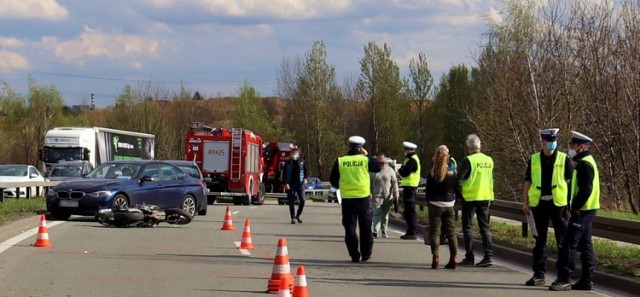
[232,211,240,215]
[249,206,257,209]
[0,221,65,254]
[234,241,251,256]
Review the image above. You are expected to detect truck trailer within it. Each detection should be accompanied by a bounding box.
[39,127,155,172]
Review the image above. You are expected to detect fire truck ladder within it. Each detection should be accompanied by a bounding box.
[230,128,243,181]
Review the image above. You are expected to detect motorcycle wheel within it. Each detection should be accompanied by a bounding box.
[164,208,193,225]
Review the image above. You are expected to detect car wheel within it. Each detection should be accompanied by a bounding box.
[182,195,197,217]
[113,194,129,208]
[50,210,71,221]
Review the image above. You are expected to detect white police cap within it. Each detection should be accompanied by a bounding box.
[403,141,417,150]
[570,131,593,144]
[539,128,560,141]
[349,136,366,146]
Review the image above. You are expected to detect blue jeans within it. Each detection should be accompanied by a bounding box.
[287,186,305,218]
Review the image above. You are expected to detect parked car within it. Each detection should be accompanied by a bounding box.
[0,164,45,198]
[165,160,210,208]
[304,177,324,190]
[44,161,94,181]
[46,160,207,220]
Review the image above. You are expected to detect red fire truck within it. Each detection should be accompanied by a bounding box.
[262,142,297,193]
[185,123,265,206]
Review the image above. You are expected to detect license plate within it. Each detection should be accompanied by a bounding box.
[59,200,79,207]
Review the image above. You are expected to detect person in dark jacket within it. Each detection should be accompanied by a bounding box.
[282,148,308,224]
[426,145,459,270]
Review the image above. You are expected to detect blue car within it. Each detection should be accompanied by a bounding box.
[46,161,207,220]
[304,177,325,190]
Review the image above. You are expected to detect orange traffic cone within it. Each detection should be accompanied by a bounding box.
[277,277,292,297]
[267,238,294,294]
[238,219,255,250]
[220,206,235,231]
[293,266,309,297]
[33,215,52,248]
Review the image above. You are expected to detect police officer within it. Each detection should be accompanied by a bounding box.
[398,141,420,240]
[523,128,572,286]
[457,134,494,267]
[330,136,380,262]
[282,148,308,224]
[550,131,600,291]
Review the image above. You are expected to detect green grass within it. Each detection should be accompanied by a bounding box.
[404,203,640,279]
[597,210,640,221]
[0,197,47,226]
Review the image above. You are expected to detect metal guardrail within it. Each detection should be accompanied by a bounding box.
[414,192,640,245]
[0,181,62,203]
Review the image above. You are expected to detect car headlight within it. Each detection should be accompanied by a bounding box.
[47,189,55,196]
[87,191,112,198]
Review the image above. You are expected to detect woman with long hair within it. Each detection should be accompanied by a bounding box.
[425,145,459,269]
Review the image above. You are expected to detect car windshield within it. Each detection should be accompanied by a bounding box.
[49,165,83,177]
[86,163,141,180]
[0,165,28,177]
[177,165,201,180]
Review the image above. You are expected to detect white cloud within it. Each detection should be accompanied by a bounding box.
[0,50,29,72]
[41,26,161,65]
[146,0,354,20]
[0,0,68,21]
[0,37,24,48]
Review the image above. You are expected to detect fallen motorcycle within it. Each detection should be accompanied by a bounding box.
[96,204,192,227]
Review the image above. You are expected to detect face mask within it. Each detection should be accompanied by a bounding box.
[546,141,557,151]
[568,149,577,158]
[291,155,299,161]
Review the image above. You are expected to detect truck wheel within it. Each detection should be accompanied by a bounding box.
[233,197,242,205]
[243,195,251,205]
[252,183,266,205]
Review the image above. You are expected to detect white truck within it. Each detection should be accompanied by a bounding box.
[38,127,155,172]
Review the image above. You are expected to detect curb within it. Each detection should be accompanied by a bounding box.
[388,217,640,296]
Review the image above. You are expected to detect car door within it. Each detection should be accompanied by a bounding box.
[131,164,163,206]
[157,164,186,209]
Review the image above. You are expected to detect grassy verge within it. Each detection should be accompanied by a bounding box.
[404,204,640,278]
[0,197,47,226]
[597,210,640,221]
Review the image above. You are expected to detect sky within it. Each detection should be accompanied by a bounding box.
[0,0,501,108]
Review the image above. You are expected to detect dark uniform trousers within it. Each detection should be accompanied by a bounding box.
[461,201,493,260]
[531,200,567,278]
[556,210,596,283]
[341,197,373,261]
[403,186,418,236]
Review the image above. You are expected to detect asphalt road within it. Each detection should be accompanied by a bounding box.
[0,200,620,297]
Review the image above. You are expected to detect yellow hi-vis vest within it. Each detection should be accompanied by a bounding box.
[400,154,421,187]
[571,155,600,210]
[338,155,371,198]
[461,153,494,201]
[528,151,569,207]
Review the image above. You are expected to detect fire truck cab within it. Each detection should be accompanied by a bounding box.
[185,123,265,206]
[262,142,297,193]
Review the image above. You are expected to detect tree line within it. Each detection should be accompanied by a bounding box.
[0,0,637,212]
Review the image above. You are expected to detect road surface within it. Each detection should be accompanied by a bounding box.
[0,200,625,297]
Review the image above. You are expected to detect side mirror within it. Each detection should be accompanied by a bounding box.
[30,173,39,179]
[83,148,91,161]
[140,176,154,183]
